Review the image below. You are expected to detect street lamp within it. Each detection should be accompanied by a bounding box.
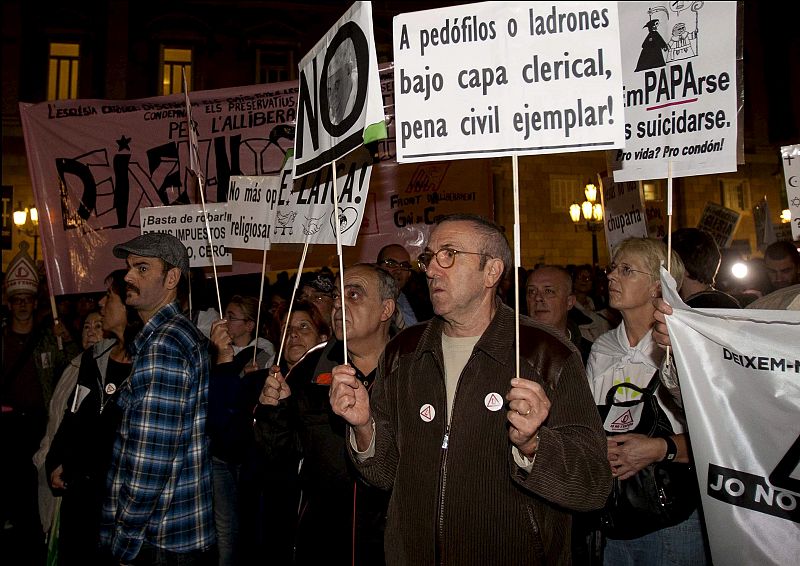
[569,181,604,266]
[13,202,40,261]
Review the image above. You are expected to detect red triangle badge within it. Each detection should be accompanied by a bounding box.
[612,409,634,427]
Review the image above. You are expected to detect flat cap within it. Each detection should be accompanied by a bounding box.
[113,232,190,274]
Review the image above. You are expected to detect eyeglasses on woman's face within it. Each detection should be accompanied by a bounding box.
[606,263,651,279]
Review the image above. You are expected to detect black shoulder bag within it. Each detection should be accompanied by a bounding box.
[597,373,698,539]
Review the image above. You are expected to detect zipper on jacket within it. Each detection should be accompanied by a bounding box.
[436,350,477,565]
[436,424,449,565]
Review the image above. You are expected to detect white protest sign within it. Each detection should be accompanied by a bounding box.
[781,144,800,240]
[274,147,373,246]
[139,204,232,267]
[225,176,280,250]
[293,1,386,178]
[600,176,648,255]
[660,268,800,566]
[610,2,738,181]
[393,1,624,162]
[696,202,740,249]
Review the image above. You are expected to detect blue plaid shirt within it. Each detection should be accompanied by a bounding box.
[100,301,214,561]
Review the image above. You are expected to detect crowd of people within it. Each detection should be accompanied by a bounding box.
[1,221,798,566]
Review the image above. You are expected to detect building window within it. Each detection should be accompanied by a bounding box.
[642,180,663,201]
[720,179,750,212]
[48,42,80,100]
[256,48,293,84]
[161,47,192,95]
[549,175,584,213]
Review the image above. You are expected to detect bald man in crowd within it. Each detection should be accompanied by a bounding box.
[526,265,592,364]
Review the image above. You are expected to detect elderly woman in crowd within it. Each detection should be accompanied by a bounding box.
[45,269,141,564]
[586,238,706,565]
[278,299,330,374]
[234,300,331,564]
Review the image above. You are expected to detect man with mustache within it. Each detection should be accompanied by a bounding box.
[100,233,214,565]
[330,214,610,566]
[258,263,397,566]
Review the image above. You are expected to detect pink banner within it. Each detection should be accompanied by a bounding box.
[21,82,296,294]
[21,69,492,295]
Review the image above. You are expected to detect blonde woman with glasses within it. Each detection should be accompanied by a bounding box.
[587,238,707,565]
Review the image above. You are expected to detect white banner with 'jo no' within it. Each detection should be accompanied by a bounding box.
[661,268,800,566]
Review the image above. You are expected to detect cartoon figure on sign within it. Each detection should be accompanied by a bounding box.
[634,15,668,71]
[666,1,704,63]
[329,207,358,234]
[303,214,325,236]
[634,2,704,71]
[275,210,297,236]
[668,21,698,61]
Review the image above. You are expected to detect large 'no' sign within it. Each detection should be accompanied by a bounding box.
[293,1,386,178]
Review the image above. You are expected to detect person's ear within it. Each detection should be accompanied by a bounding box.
[567,293,576,310]
[380,298,396,322]
[650,281,662,299]
[165,268,182,291]
[484,258,504,288]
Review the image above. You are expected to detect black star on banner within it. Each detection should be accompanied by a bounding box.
[116,135,131,151]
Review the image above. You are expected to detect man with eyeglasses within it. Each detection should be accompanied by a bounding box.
[377,244,430,327]
[2,243,76,562]
[330,214,610,566]
[258,263,398,566]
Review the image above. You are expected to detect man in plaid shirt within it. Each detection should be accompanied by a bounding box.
[100,233,215,565]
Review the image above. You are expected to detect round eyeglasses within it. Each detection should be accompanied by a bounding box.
[416,248,492,271]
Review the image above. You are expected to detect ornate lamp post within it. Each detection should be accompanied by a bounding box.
[13,202,40,261]
[569,181,604,266]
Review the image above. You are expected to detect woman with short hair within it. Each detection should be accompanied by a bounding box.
[586,238,705,565]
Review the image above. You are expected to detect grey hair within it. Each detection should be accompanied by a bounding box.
[436,213,512,278]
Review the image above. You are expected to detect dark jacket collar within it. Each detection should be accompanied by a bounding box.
[414,299,514,368]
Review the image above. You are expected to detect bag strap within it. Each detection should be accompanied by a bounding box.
[603,370,660,405]
[643,369,661,394]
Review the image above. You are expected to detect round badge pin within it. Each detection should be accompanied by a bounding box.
[105,383,117,395]
[484,392,503,412]
[419,403,435,422]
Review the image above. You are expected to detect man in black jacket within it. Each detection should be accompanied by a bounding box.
[257,263,397,566]
[330,214,610,566]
